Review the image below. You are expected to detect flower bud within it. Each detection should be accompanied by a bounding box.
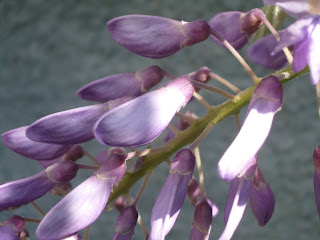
[113,206,138,240]
[37,154,126,240]
[249,167,275,226]
[94,75,194,147]
[149,149,195,240]
[209,9,263,50]
[1,126,71,160]
[189,200,213,240]
[0,215,25,240]
[77,66,166,103]
[107,15,211,58]
[26,97,131,145]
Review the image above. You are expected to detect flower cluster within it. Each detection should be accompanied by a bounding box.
[1,0,319,240]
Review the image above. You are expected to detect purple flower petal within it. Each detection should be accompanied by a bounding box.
[307,21,320,84]
[218,76,283,181]
[209,11,248,50]
[263,0,317,18]
[149,149,195,240]
[248,32,288,69]
[273,16,316,54]
[112,206,138,240]
[189,200,213,240]
[0,215,25,240]
[94,76,194,147]
[77,66,166,103]
[36,154,126,240]
[220,157,257,240]
[0,161,79,210]
[249,167,275,226]
[1,126,71,160]
[107,15,210,58]
[292,38,310,73]
[26,97,131,145]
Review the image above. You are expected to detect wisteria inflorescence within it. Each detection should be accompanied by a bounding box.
[2,0,320,239]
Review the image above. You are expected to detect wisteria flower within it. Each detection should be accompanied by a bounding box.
[248,31,288,69]
[94,75,194,147]
[36,154,126,240]
[112,205,138,240]
[209,9,264,49]
[77,65,167,103]
[149,148,195,240]
[26,97,131,145]
[1,126,71,160]
[0,215,25,240]
[249,166,275,226]
[107,15,211,58]
[218,76,283,181]
[0,160,79,211]
[264,0,320,84]
[220,156,257,240]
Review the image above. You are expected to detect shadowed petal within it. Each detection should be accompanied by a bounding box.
[218,76,282,181]
[189,200,213,240]
[94,76,194,147]
[36,154,126,240]
[149,149,195,240]
[248,32,288,69]
[26,97,131,145]
[219,157,257,240]
[112,206,138,240]
[249,167,275,226]
[273,16,316,54]
[292,38,310,73]
[0,215,25,240]
[0,161,79,210]
[77,66,166,102]
[209,11,248,50]
[1,126,71,160]
[107,15,210,58]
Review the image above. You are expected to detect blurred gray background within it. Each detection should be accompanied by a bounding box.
[1,0,320,239]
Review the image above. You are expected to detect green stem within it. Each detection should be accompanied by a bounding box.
[107,66,308,204]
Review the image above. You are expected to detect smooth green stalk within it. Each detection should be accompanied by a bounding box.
[107,66,308,204]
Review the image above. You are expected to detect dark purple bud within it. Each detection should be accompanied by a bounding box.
[107,15,210,58]
[1,126,71,161]
[94,76,194,147]
[248,32,288,69]
[112,206,138,240]
[0,215,25,240]
[187,177,219,218]
[241,9,263,36]
[220,156,257,240]
[96,147,127,165]
[0,161,79,210]
[189,200,213,240]
[77,66,166,103]
[209,9,263,50]
[313,146,320,220]
[64,145,84,161]
[36,154,126,240]
[189,67,211,92]
[149,149,195,240]
[249,167,275,226]
[26,97,131,145]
